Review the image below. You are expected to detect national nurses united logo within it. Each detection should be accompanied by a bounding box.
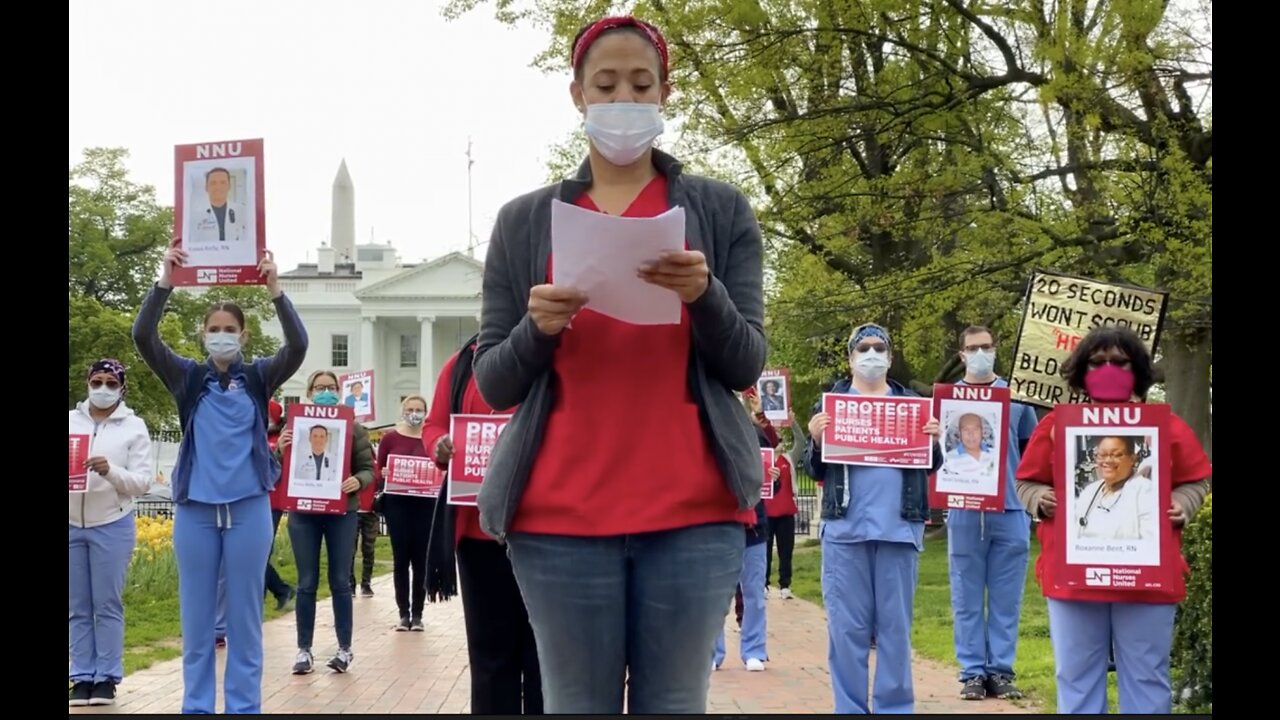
[1085,567,1113,586]
[947,495,966,509]
[296,498,312,511]
[197,268,218,284]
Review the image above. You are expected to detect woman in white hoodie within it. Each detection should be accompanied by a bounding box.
[68,359,154,708]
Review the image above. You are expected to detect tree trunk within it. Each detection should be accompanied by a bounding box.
[1161,327,1212,462]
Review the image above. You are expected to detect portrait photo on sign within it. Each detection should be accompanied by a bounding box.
[181,158,257,267]
[936,402,1002,497]
[289,420,347,501]
[1063,428,1160,566]
[342,377,373,418]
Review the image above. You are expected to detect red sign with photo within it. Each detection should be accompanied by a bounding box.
[760,448,776,500]
[279,403,355,514]
[820,394,933,468]
[171,138,267,287]
[447,414,512,507]
[929,383,1012,512]
[385,454,445,498]
[1053,403,1179,597]
[756,368,792,427]
[69,434,90,493]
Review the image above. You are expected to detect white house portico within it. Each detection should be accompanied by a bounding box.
[257,160,483,425]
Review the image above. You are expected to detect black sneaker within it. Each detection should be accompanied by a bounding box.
[89,681,117,706]
[986,674,1024,700]
[395,616,411,632]
[292,649,314,675]
[327,647,354,673]
[275,587,296,611]
[961,675,988,700]
[361,582,374,597]
[69,681,93,707]
[410,616,425,632]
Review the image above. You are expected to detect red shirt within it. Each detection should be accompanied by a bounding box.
[375,429,431,473]
[512,175,739,536]
[423,349,503,544]
[267,413,288,511]
[357,462,378,512]
[765,454,799,517]
[1016,408,1212,604]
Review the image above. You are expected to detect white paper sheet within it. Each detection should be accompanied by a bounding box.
[550,199,687,325]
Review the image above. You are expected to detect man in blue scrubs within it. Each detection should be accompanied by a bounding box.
[946,326,1038,701]
[806,323,943,714]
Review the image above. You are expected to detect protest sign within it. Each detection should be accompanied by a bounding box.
[279,403,354,514]
[172,138,266,286]
[820,394,933,468]
[1010,270,1167,408]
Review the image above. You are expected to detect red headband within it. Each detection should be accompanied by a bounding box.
[572,16,669,78]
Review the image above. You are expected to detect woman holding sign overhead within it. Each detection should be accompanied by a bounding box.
[278,369,374,676]
[1015,326,1211,714]
[471,14,766,715]
[132,245,307,714]
[375,394,436,632]
[804,323,943,714]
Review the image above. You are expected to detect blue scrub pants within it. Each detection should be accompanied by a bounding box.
[1047,598,1177,714]
[68,514,136,685]
[947,509,1030,679]
[713,541,768,667]
[822,539,919,714]
[173,496,273,714]
[215,567,228,640]
[506,522,743,714]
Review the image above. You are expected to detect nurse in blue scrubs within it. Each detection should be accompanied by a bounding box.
[805,323,942,714]
[946,325,1039,701]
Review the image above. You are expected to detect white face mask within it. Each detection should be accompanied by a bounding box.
[88,386,122,410]
[964,349,996,378]
[205,332,242,361]
[853,351,890,380]
[404,411,425,427]
[584,102,664,166]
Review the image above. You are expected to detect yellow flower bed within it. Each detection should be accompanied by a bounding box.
[135,515,174,555]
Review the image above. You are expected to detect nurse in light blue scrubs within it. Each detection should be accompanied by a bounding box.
[805,323,943,714]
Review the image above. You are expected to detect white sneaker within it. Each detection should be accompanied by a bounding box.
[712,661,720,673]
[780,588,794,600]
[746,658,766,672]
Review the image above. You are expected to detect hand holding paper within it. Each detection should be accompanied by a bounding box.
[550,199,688,325]
[528,284,589,336]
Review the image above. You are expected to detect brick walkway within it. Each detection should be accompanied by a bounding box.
[74,574,1034,714]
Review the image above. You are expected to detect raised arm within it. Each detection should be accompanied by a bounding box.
[686,188,767,390]
[473,206,560,411]
[251,253,308,392]
[131,283,193,395]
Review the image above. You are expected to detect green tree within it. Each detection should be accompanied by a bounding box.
[445,0,1211,453]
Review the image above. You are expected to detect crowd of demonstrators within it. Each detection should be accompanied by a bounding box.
[69,13,1210,717]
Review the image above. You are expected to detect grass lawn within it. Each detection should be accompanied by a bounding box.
[121,523,392,675]
[786,531,1121,713]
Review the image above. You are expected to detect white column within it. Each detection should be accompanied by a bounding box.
[359,316,375,371]
[418,315,436,399]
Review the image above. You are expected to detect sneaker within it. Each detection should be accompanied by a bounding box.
[745,658,766,672]
[395,616,411,632]
[780,588,794,600]
[986,674,1024,700]
[712,662,720,673]
[961,675,988,700]
[89,681,117,706]
[410,616,425,632]
[275,587,296,611]
[69,681,93,707]
[292,649,314,675]
[361,582,375,597]
[328,647,354,673]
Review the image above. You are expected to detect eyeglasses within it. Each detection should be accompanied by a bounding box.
[963,344,994,352]
[1095,452,1131,462]
[89,380,121,390]
[1087,357,1130,369]
[312,384,338,393]
[854,343,888,354]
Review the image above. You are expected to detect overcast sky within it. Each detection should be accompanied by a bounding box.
[69,0,582,271]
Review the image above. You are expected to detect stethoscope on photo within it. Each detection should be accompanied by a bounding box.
[1078,479,1127,528]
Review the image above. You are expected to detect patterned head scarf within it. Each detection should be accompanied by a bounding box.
[87,358,127,393]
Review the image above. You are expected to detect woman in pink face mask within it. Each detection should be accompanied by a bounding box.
[1013,327,1211,714]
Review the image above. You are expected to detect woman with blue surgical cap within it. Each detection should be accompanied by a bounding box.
[805,323,943,714]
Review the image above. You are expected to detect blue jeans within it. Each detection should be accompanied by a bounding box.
[506,522,743,714]
[173,496,273,714]
[287,510,358,650]
[68,514,136,684]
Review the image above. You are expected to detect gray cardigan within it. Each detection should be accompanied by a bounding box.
[472,149,768,541]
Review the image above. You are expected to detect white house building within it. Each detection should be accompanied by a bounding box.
[258,160,483,424]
